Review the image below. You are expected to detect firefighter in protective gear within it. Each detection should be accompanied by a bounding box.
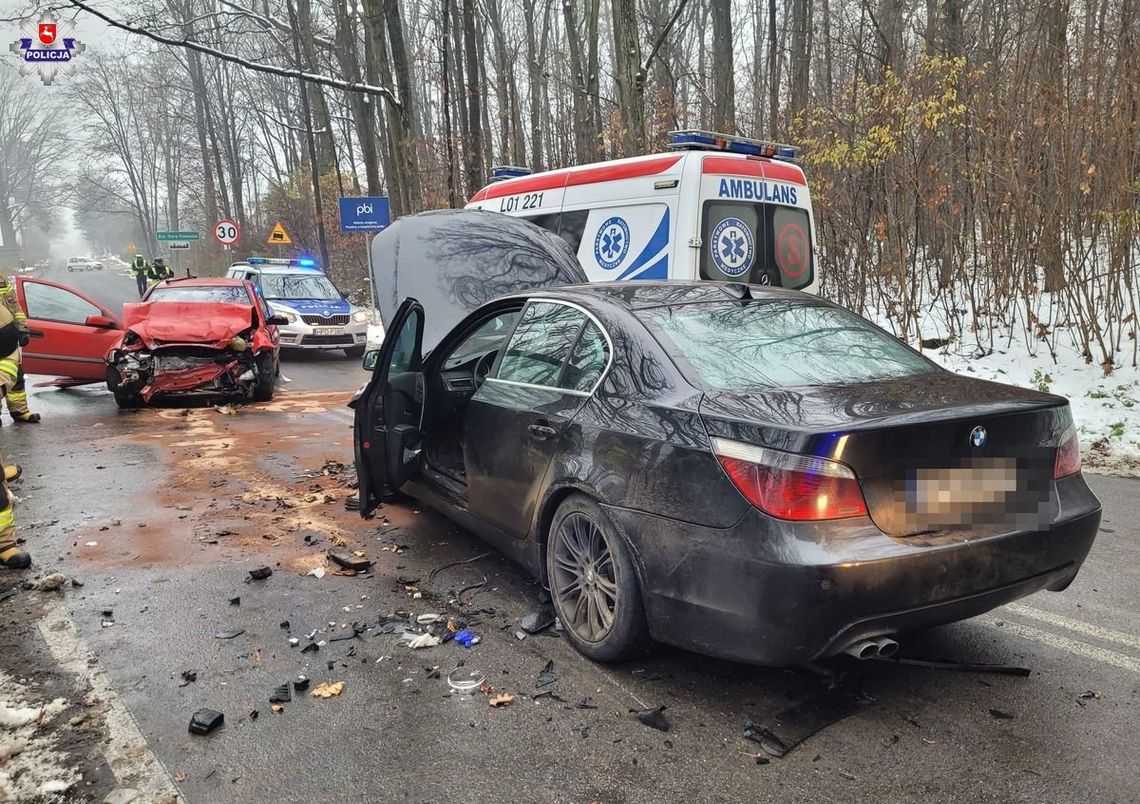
[132,254,149,296]
[0,303,29,569]
[0,273,39,424]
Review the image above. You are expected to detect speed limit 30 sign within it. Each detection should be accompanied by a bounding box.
[214,219,240,247]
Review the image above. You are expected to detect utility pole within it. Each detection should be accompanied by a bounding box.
[287,0,332,272]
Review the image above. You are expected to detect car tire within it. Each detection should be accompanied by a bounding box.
[344,346,365,359]
[546,494,652,663]
[106,367,141,409]
[252,353,276,402]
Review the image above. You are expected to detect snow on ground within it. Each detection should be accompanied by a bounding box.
[861,282,1140,476]
[0,670,77,801]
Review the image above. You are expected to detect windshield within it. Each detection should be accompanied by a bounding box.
[640,300,936,390]
[260,273,341,301]
[148,285,251,304]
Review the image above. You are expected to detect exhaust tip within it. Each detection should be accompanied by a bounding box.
[843,640,879,660]
[874,637,899,658]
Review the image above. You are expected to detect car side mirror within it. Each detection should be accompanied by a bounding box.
[85,314,116,329]
[363,349,380,371]
[267,315,290,326]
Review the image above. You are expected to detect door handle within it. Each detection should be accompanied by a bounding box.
[527,423,558,441]
[27,329,44,338]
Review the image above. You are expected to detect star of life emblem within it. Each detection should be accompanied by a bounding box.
[8,11,85,86]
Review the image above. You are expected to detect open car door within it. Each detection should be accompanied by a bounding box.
[15,276,124,383]
[353,298,425,517]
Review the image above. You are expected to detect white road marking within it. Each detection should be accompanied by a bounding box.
[37,602,181,801]
[1004,603,1140,652]
[281,375,293,383]
[983,619,1140,674]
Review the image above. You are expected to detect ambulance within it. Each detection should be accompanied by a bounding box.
[464,130,817,293]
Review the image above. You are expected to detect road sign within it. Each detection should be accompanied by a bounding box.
[168,242,191,250]
[157,230,200,242]
[338,196,391,233]
[127,241,137,253]
[267,221,292,245]
[214,219,240,247]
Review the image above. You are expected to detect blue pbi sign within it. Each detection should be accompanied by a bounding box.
[338,196,391,233]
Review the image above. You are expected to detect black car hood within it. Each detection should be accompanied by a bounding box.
[370,209,588,353]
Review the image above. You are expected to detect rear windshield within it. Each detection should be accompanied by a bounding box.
[640,300,936,390]
[148,286,250,304]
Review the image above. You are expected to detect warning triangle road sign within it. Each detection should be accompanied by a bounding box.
[267,221,292,245]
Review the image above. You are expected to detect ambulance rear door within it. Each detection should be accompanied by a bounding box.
[559,155,683,282]
[696,154,817,293]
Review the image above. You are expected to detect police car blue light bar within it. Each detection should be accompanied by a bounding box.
[490,165,532,182]
[244,257,320,268]
[668,130,801,162]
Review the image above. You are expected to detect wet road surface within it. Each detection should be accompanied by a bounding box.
[1,270,1138,802]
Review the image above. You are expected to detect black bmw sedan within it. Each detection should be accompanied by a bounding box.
[353,210,1101,667]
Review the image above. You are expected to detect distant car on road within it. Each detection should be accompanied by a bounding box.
[352,210,1101,667]
[225,257,372,358]
[14,275,286,406]
[66,256,96,272]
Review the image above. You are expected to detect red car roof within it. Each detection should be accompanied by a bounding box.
[155,277,247,287]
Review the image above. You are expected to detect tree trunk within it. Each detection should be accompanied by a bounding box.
[710,0,735,132]
[766,0,779,137]
[611,0,646,155]
[462,0,485,194]
[789,0,812,117]
[335,1,382,195]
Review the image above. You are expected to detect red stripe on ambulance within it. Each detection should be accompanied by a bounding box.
[469,155,683,203]
[701,155,806,186]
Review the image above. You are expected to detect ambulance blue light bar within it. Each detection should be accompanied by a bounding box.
[490,165,532,182]
[668,130,801,162]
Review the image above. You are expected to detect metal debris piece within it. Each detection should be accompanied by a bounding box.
[744,689,873,758]
[188,709,224,735]
[633,706,670,732]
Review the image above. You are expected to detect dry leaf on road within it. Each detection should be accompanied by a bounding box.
[489,693,515,708]
[311,681,345,699]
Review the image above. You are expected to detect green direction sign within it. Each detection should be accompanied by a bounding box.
[157,230,200,242]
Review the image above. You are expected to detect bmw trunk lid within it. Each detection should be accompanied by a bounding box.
[699,372,1071,536]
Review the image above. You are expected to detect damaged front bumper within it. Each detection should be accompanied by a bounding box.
[109,347,264,402]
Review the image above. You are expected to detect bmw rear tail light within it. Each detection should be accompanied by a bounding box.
[711,437,867,521]
[1054,429,1081,479]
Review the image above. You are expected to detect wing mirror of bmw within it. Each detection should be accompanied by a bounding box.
[362,349,380,371]
[85,314,117,329]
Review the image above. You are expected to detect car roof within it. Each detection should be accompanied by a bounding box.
[506,280,812,311]
[154,278,248,287]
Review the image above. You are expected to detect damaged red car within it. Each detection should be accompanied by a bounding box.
[17,276,285,407]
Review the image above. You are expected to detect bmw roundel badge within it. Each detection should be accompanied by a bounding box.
[970,426,987,448]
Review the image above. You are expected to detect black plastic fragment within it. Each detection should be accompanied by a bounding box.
[294,676,310,692]
[280,620,290,630]
[536,660,556,688]
[248,566,273,581]
[229,596,241,606]
[744,689,873,758]
[632,706,670,732]
[988,708,1015,720]
[214,629,245,640]
[269,684,292,703]
[328,550,371,572]
[301,642,319,654]
[188,708,224,735]
[520,605,556,634]
[876,656,1031,677]
[179,670,198,687]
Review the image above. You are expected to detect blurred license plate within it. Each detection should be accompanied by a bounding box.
[913,461,1018,513]
[314,327,344,336]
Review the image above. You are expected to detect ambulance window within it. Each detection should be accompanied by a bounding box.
[699,202,813,290]
[522,213,560,236]
[557,210,589,254]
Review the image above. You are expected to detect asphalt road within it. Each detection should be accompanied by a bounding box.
[1,270,1137,802]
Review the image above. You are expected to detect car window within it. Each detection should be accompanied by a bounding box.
[444,311,520,369]
[495,302,586,388]
[640,300,936,390]
[700,202,813,290]
[389,308,421,374]
[562,322,609,392]
[148,286,251,304]
[261,273,341,301]
[23,282,101,325]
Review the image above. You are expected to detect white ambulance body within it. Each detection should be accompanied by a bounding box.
[464,131,818,293]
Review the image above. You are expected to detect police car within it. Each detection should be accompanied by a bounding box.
[225,257,371,357]
[465,130,817,292]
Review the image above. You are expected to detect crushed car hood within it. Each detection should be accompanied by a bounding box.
[123,302,254,348]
